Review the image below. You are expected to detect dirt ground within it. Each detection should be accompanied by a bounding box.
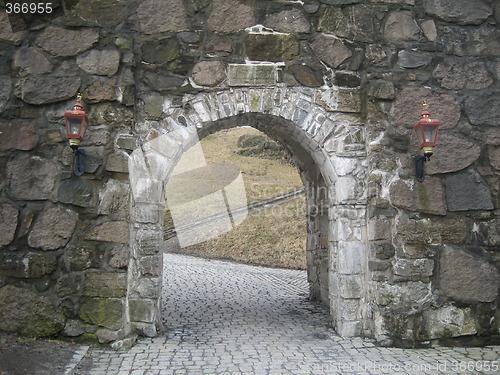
[0,332,90,375]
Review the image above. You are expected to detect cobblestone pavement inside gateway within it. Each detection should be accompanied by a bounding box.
[67,254,500,375]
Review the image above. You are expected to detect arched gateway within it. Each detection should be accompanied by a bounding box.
[127,87,369,339]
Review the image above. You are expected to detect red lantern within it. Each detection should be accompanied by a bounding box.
[413,102,440,156]
[64,93,88,149]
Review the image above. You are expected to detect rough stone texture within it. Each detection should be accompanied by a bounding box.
[389,177,446,215]
[0,285,65,337]
[318,5,375,43]
[439,245,500,304]
[84,221,129,244]
[28,206,77,251]
[245,33,299,62]
[464,91,500,126]
[0,77,11,113]
[79,297,123,330]
[433,60,493,90]
[84,272,127,298]
[191,61,227,87]
[63,0,127,27]
[446,171,494,211]
[423,0,493,25]
[442,25,500,57]
[397,51,432,69]
[0,252,57,278]
[384,11,420,43]
[205,39,232,57]
[137,0,189,34]
[310,35,352,68]
[98,179,130,218]
[83,81,117,103]
[18,76,81,105]
[35,26,99,56]
[0,121,37,151]
[141,38,179,64]
[11,47,53,76]
[7,154,58,201]
[0,203,18,248]
[423,305,477,340]
[265,8,311,33]
[394,87,460,130]
[57,179,96,208]
[490,146,500,170]
[228,64,278,86]
[288,65,324,87]
[77,48,121,77]
[207,0,256,34]
[106,151,130,173]
[426,133,481,175]
[0,12,27,45]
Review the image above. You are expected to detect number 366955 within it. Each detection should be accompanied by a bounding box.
[5,2,53,14]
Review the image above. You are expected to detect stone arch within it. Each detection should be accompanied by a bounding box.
[127,87,369,339]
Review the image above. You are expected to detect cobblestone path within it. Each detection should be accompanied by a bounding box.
[68,254,500,375]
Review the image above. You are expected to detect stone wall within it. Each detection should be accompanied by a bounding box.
[0,0,498,347]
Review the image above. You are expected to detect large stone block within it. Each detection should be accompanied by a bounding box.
[423,305,477,340]
[84,272,127,298]
[84,221,129,244]
[207,0,256,34]
[12,47,53,76]
[393,258,434,278]
[433,59,493,90]
[310,34,352,68]
[35,26,99,56]
[0,121,37,151]
[442,25,500,57]
[445,171,494,211]
[426,133,481,175]
[7,154,59,200]
[129,299,156,323]
[28,206,77,251]
[264,8,311,33]
[394,87,460,130]
[57,178,97,208]
[338,241,366,275]
[228,64,279,87]
[318,5,376,43]
[76,48,120,77]
[383,11,421,43]
[98,179,130,218]
[65,246,103,271]
[0,202,18,248]
[245,33,299,62]
[137,0,189,34]
[63,0,127,27]
[0,285,65,337]
[424,0,493,25]
[79,297,123,330]
[18,76,81,105]
[191,61,227,87]
[0,252,57,278]
[389,178,446,216]
[438,245,500,303]
[464,91,500,126]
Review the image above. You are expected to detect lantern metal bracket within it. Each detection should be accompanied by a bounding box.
[73,147,86,176]
[414,153,432,182]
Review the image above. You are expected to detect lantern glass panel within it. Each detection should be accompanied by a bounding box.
[67,117,82,136]
[424,125,438,144]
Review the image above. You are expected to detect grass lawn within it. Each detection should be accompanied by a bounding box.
[164,126,307,270]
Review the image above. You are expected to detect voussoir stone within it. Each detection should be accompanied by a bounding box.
[191,61,227,87]
[35,26,99,56]
[137,0,189,34]
[439,245,500,303]
[426,133,481,175]
[207,0,257,34]
[77,48,120,77]
[446,171,494,211]
[310,34,352,68]
[28,206,78,251]
[0,285,65,337]
[264,8,311,33]
[424,0,493,25]
[394,87,460,130]
[18,76,81,105]
[7,154,58,200]
[0,203,18,248]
